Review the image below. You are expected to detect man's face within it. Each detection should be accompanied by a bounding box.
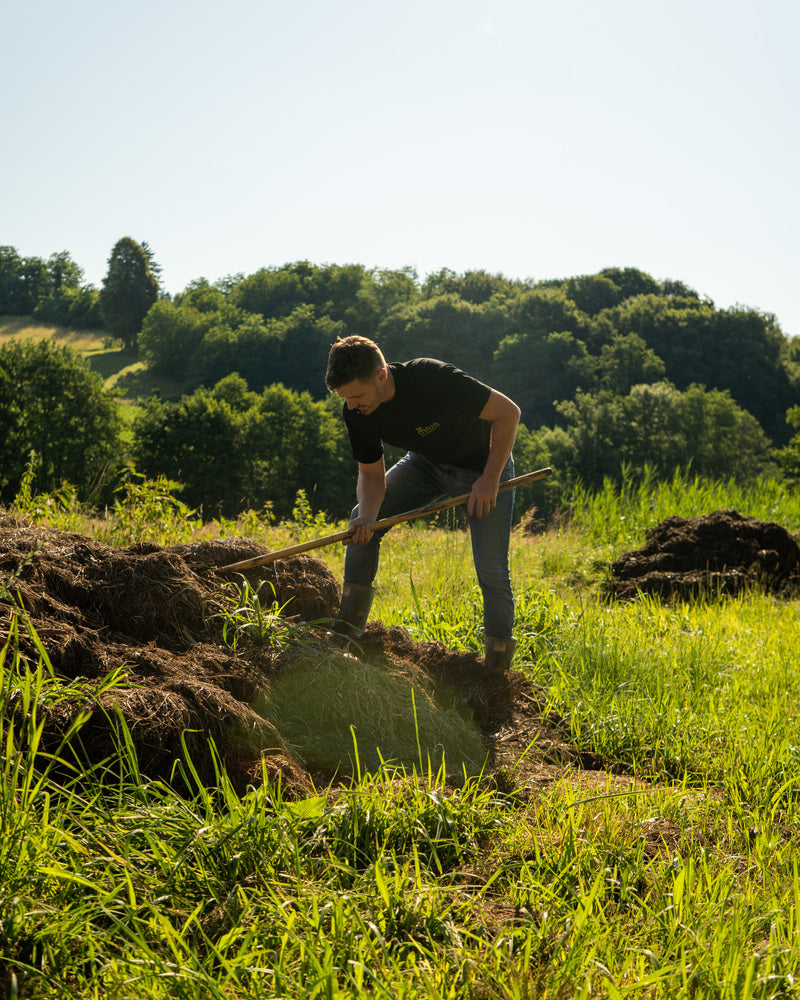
[335,370,386,415]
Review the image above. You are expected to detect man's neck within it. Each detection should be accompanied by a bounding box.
[379,367,396,403]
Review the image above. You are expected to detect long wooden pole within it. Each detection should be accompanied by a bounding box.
[219,466,553,572]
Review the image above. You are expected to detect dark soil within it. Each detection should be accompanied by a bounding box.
[604,509,800,601]
[0,515,594,798]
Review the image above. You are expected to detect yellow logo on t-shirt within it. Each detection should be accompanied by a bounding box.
[416,422,440,437]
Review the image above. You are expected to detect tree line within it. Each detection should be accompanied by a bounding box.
[2,237,800,522]
[0,239,160,337]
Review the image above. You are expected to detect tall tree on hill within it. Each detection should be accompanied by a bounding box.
[99,237,160,349]
[140,241,163,292]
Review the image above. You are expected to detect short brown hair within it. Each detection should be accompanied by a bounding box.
[325,336,386,389]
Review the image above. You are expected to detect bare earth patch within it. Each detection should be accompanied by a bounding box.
[604,508,800,601]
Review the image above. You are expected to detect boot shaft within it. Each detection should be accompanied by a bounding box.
[484,635,517,672]
[332,582,376,639]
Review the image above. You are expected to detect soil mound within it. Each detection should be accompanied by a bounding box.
[605,509,800,601]
[0,516,585,796]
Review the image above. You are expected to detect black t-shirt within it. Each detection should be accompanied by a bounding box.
[343,358,493,472]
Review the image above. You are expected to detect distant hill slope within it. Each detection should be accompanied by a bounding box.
[0,316,183,404]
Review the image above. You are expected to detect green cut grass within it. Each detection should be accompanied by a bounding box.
[264,652,487,779]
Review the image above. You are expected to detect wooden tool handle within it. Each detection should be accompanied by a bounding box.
[219,466,553,572]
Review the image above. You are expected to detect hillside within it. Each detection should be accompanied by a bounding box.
[0,316,182,404]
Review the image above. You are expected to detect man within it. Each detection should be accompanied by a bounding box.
[325,335,521,672]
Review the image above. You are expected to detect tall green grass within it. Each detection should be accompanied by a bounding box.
[571,465,800,553]
[4,472,800,996]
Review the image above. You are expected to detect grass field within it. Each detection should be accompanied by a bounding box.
[3,475,800,997]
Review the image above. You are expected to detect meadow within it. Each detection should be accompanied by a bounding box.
[0,316,183,416]
[3,472,800,998]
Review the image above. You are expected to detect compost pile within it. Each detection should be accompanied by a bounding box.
[605,509,800,601]
[0,514,588,798]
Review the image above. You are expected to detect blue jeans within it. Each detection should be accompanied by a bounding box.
[343,452,516,638]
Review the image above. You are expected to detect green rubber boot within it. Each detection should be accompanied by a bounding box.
[484,636,517,673]
[331,582,376,639]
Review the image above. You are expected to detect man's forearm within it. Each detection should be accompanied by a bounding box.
[483,413,519,481]
[480,391,521,482]
[356,468,386,523]
[465,390,520,517]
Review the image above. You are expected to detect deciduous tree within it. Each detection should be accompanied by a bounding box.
[541,381,774,490]
[131,378,351,518]
[589,332,666,394]
[773,406,800,480]
[378,294,506,385]
[491,329,588,426]
[0,339,123,501]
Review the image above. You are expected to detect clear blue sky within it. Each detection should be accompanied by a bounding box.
[4,0,799,335]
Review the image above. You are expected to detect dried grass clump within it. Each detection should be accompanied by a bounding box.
[265,651,488,779]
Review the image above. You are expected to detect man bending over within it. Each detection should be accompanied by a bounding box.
[325,335,521,672]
